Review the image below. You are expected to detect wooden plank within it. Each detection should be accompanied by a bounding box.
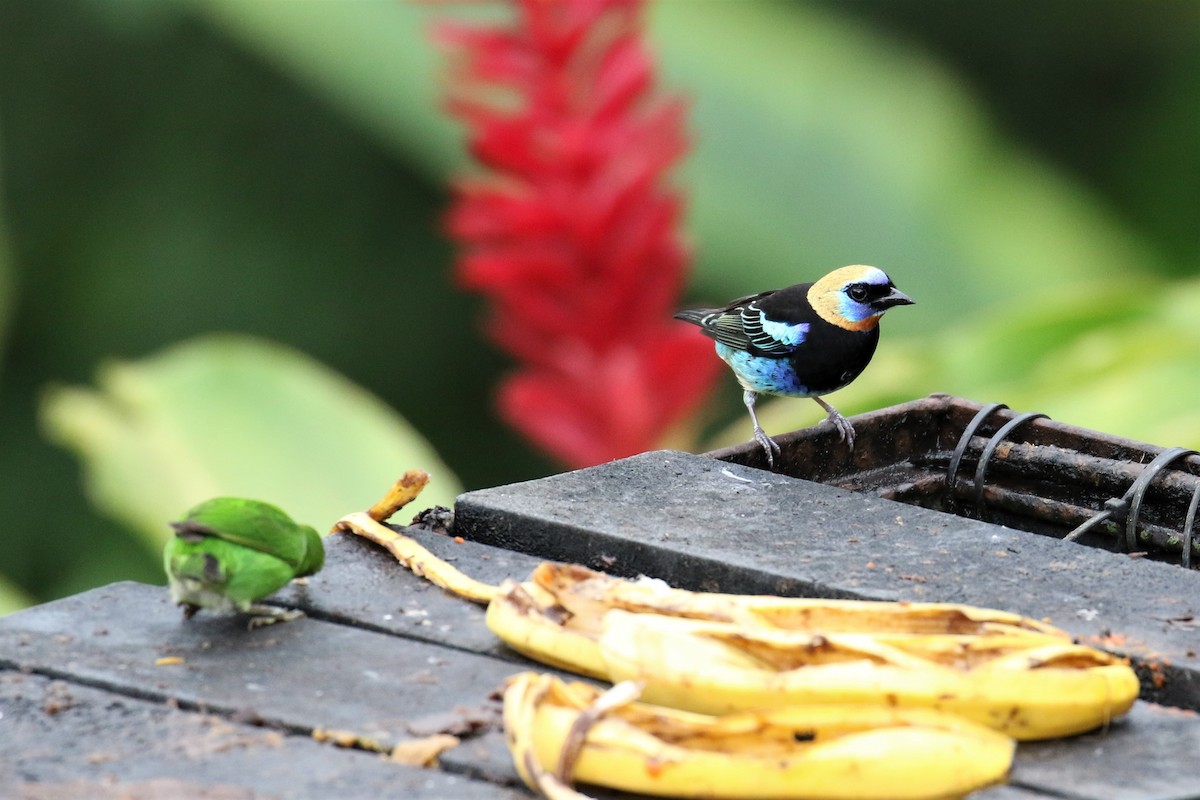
[0,670,526,798]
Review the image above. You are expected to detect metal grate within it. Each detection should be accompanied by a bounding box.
[708,394,1200,567]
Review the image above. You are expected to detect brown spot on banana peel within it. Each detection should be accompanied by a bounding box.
[503,581,573,627]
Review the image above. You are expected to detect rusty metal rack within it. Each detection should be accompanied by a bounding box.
[709,394,1200,568]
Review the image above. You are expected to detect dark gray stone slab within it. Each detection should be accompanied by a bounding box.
[453,451,1200,708]
[1007,702,1200,800]
[972,788,1064,800]
[0,581,523,764]
[0,670,526,799]
[286,523,1193,799]
[439,729,522,789]
[4,522,1195,799]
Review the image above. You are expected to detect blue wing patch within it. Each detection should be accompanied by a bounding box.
[688,298,808,355]
[743,303,808,355]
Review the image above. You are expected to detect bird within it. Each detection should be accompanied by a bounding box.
[674,265,914,468]
[164,497,325,628]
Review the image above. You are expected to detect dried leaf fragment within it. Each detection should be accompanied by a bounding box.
[389,733,461,767]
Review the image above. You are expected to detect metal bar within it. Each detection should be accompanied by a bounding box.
[961,483,1197,558]
[916,441,1200,506]
[876,474,944,503]
[878,470,1200,561]
[1062,501,1122,543]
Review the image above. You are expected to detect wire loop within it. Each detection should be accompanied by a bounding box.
[1182,484,1200,569]
[1064,446,1198,557]
[972,412,1049,516]
[946,403,1007,513]
[1123,447,1198,553]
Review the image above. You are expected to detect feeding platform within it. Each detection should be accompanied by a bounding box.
[4,395,1200,798]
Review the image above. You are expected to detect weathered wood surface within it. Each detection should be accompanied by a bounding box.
[3,451,1200,798]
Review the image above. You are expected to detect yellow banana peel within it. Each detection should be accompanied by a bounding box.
[528,561,1066,638]
[337,477,1141,767]
[485,578,613,680]
[596,610,1139,740]
[483,561,1080,683]
[504,671,1014,800]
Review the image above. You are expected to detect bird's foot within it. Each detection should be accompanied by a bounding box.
[245,605,305,630]
[822,409,856,449]
[753,426,781,470]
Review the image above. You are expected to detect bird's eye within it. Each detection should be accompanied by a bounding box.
[846,284,869,302]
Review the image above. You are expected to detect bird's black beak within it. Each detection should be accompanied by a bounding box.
[879,288,914,309]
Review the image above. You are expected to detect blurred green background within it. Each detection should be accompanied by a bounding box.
[0,0,1197,613]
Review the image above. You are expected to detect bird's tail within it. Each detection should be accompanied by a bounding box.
[673,308,711,326]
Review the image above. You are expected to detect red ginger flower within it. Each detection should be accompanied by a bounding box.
[437,0,720,467]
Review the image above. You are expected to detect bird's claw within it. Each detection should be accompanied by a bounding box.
[753,426,781,470]
[823,410,856,449]
[246,605,305,630]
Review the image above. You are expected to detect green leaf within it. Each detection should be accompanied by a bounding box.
[0,167,14,383]
[189,0,462,182]
[0,149,28,612]
[0,574,33,617]
[41,334,460,550]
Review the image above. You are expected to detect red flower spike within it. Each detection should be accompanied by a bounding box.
[437,0,720,467]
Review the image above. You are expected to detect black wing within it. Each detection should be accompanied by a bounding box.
[675,286,811,356]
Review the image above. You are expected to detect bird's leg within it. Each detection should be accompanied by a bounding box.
[743,389,781,469]
[812,396,855,449]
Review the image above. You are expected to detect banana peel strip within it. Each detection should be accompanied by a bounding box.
[332,469,497,604]
[596,610,1140,741]
[504,671,1014,800]
[334,509,497,604]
